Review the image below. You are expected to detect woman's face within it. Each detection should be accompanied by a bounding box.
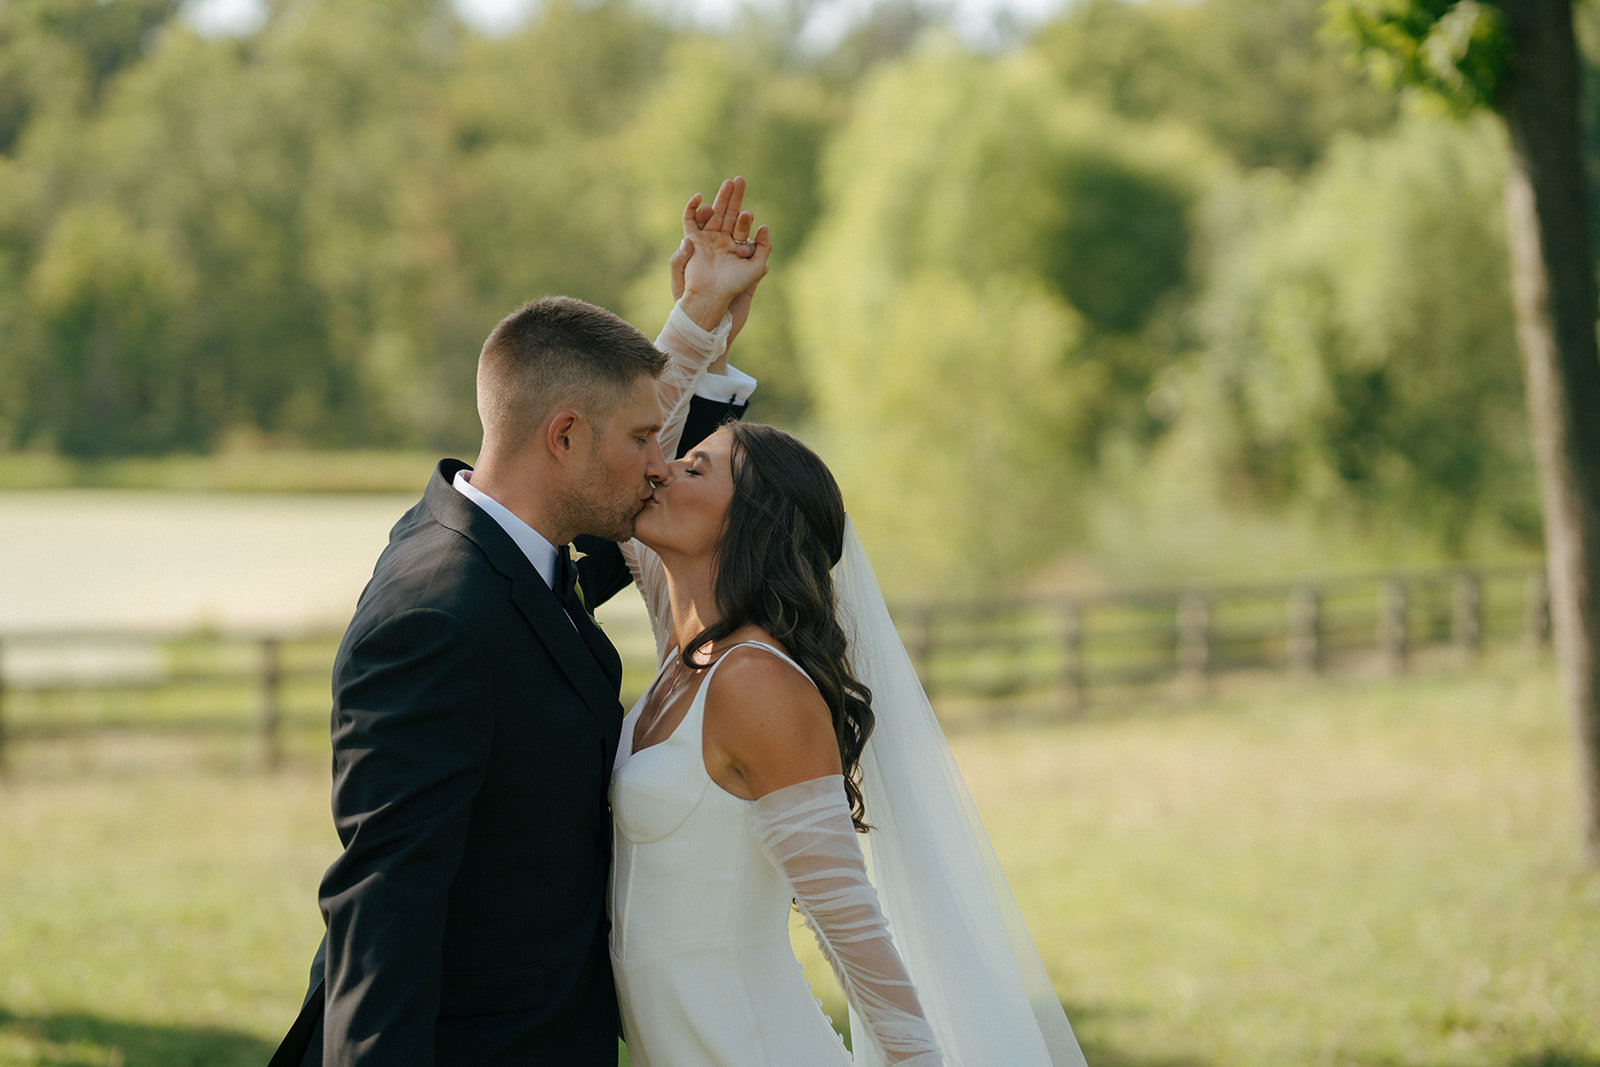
[633,426,737,559]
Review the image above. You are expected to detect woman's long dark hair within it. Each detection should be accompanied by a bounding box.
[682,422,877,831]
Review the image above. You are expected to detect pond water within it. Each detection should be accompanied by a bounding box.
[0,490,420,632]
[0,489,657,689]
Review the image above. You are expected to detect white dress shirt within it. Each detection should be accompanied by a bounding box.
[451,468,560,587]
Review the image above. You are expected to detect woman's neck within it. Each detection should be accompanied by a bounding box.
[660,555,722,664]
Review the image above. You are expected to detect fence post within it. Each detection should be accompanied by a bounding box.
[259,636,282,770]
[1379,579,1409,674]
[1177,592,1212,698]
[1452,572,1482,660]
[1286,585,1321,676]
[1061,602,1085,715]
[1525,569,1552,649]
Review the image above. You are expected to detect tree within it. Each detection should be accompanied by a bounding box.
[21,202,196,455]
[1329,0,1600,864]
[1194,112,1534,553]
[0,0,181,152]
[1034,0,1397,174]
[614,34,844,425]
[791,43,1216,593]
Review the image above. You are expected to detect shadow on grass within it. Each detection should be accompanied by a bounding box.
[1061,999,1216,1067]
[814,996,1213,1067]
[1356,1046,1600,1067]
[0,1005,276,1067]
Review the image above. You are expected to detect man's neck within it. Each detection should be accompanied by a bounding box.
[462,461,566,547]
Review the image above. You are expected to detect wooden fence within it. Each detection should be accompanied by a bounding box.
[0,627,343,770]
[0,561,1552,768]
[901,561,1550,715]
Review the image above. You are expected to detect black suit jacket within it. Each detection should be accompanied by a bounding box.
[272,394,744,1067]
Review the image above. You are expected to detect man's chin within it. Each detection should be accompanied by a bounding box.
[602,510,644,544]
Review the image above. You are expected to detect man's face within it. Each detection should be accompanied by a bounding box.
[565,375,666,543]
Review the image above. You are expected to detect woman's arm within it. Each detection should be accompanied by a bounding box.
[703,648,944,1066]
[617,179,772,647]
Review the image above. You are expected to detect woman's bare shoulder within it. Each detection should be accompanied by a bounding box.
[707,632,820,709]
[702,631,840,788]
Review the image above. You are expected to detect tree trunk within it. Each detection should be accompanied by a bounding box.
[1499,0,1600,864]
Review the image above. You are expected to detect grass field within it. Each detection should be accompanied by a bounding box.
[0,658,1596,1067]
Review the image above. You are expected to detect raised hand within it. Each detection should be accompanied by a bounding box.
[674,177,771,334]
[670,239,764,353]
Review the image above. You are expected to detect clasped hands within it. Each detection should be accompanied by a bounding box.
[672,176,771,345]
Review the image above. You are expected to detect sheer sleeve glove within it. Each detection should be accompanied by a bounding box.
[749,776,945,1067]
[652,300,732,462]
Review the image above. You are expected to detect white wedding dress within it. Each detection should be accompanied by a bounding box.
[609,641,858,1067]
[609,305,870,1065]
[612,300,1088,1067]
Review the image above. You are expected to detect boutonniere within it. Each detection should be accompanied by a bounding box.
[568,546,596,621]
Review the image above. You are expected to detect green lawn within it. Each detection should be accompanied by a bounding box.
[1,658,1595,1067]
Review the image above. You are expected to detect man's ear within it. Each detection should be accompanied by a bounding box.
[545,410,582,466]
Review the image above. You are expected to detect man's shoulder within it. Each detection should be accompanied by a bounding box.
[367,519,503,612]
[338,461,526,643]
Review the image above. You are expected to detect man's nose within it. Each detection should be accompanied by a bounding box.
[644,438,668,484]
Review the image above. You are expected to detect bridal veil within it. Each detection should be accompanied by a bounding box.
[832,519,1089,1067]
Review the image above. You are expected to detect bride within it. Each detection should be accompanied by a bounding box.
[605,181,1088,1067]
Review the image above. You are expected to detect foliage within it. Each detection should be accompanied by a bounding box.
[0,0,680,457]
[1032,0,1399,173]
[0,0,181,150]
[1189,110,1537,553]
[613,34,843,424]
[0,0,1576,588]
[792,42,1218,592]
[1325,0,1512,114]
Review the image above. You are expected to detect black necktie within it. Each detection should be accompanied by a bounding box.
[556,544,623,687]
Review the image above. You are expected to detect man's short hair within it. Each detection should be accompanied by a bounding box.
[477,296,667,449]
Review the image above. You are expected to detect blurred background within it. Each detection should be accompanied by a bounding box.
[0,0,1596,1065]
[0,0,1566,592]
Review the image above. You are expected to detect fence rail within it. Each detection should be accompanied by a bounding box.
[0,561,1552,768]
[901,561,1549,714]
[0,627,342,770]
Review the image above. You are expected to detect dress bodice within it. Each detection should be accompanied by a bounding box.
[608,643,852,1067]
[610,645,798,961]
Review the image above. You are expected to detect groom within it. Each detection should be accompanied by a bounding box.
[270,181,767,1066]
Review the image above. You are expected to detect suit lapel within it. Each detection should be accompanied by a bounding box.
[425,461,623,730]
[506,571,622,719]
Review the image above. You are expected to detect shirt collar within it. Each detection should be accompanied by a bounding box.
[452,468,559,589]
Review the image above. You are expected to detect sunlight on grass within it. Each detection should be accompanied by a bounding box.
[1,660,1596,1066]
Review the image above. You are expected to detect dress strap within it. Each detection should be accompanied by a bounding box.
[675,639,821,751]
[713,640,818,692]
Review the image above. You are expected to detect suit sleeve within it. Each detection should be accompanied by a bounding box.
[678,394,748,455]
[319,607,494,1066]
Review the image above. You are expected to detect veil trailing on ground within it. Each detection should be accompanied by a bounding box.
[831,518,1089,1067]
